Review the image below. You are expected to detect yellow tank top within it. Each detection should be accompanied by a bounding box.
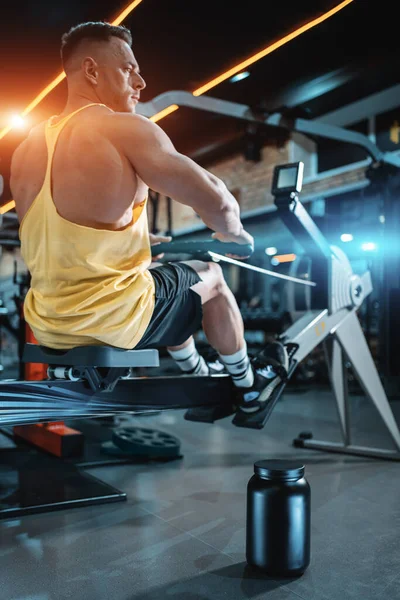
[20,104,155,350]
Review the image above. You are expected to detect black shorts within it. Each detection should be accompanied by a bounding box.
[135,262,203,349]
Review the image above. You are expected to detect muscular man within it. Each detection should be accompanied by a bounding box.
[10,21,288,415]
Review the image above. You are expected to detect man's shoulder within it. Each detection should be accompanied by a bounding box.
[30,120,47,134]
[103,111,149,128]
[24,120,47,144]
[99,113,158,153]
[11,122,45,162]
[10,121,47,178]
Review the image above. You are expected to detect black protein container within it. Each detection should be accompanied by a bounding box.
[246,460,311,577]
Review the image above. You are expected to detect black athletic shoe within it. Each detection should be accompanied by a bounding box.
[238,341,289,414]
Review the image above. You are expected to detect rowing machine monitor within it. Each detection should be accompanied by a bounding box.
[271,161,304,197]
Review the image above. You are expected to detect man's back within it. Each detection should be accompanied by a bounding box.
[11,104,148,231]
[10,104,156,351]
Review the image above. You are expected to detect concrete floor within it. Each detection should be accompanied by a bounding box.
[1,386,400,600]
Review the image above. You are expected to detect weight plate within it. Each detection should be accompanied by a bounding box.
[101,440,133,456]
[112,427,181,458]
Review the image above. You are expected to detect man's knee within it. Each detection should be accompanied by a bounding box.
[193,261,229,304]
[181,259,223,285]
[197,261,226,290]
[206,260,224,284]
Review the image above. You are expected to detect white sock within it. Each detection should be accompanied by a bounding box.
[168,339,209,375]
[218,343,254,388]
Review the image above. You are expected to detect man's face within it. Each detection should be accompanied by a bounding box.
[95,38,146,113]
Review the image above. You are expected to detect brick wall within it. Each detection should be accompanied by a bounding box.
[149,138,369,235]
[302,165,367,198]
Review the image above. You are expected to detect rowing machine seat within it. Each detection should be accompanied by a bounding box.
[22,343,159,368]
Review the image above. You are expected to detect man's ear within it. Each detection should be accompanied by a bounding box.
[82,57,99,85]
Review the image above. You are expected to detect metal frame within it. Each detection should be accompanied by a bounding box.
[283,310,400,460]
[137,91,400,167]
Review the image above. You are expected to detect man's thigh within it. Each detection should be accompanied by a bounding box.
[135,262,203,348]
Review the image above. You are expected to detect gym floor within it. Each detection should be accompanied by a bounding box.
[2,384,400,600]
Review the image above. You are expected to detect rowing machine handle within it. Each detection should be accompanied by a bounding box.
[151,239,254,258]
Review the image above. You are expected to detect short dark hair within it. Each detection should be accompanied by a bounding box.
[60,21,132,71]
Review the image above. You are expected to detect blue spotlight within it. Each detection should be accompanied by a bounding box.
[230,71,250,83]
[340,233,353,242]
[361,242,377,252]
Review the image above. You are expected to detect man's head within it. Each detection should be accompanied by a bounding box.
[60,22,146,113]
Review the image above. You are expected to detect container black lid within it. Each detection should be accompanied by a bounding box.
[254,460,305,480]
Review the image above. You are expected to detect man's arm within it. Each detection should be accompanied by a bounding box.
[111,113,245,237]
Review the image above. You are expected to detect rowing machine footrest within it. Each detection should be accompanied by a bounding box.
[232,381,287,430]
[232,358,298,430]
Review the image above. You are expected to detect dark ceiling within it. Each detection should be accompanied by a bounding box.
[0,0,398,202]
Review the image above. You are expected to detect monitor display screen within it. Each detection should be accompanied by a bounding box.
[277,166,299,190]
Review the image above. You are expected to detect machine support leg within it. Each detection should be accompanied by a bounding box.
[295,312,400,460]
[334,313,400,452]
[324,337,351,446]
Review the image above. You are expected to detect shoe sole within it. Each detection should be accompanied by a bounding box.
[239,376,282,413]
